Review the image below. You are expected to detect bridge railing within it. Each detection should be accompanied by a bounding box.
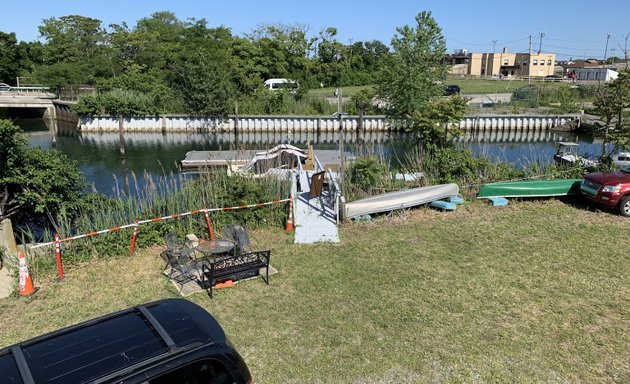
[9,86,52,94]
[58,85,96,101]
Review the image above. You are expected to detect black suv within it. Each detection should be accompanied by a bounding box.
[0,299,252,384]
[444,84,461,96]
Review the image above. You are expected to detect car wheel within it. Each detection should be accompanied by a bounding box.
[619,196,630,217]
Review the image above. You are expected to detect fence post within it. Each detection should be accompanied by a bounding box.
[54,233,64,281]
[204,208,215,240]
[129,218,139,256]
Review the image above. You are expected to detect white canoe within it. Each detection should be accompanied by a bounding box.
[343,183,459,219]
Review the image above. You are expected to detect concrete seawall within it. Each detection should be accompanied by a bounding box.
[78,114,580,133]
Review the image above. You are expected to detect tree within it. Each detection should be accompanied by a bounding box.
[351,88,377,131]
[375,11,448,119]
[170,51,235,116]
[35,15,114,86]
[38,15,107,63]
[0,32,20,84]
[411,95,469,148]
[0,120,85,222]
[315,27,346,86]
[594,70,630,155]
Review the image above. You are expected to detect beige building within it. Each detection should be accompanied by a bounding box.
[467,48,556,78]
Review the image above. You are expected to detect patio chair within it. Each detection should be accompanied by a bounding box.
[223,224,250,255]
[161,232,199,285]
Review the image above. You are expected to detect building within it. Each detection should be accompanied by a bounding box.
[446,49,470,75]
[574,68,618,82]
[464,48,556,78]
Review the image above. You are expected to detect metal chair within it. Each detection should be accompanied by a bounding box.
[222,224,250,255]
[161,232,199,286]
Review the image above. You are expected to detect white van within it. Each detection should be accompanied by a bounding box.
[263,78,298,92]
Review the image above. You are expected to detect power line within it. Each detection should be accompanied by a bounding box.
[546,37,607,44]
[544,44,609,52]
[446,36,530,48]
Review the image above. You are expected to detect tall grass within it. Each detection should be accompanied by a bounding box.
[407,146,588,195]
[238,93,359,115]
[345,144,591,200]
[23,171,290,276]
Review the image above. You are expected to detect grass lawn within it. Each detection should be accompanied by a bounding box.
[307,85,373,97]
[446,77,573,95]
[1,199,629,382]
[307,80,572,98]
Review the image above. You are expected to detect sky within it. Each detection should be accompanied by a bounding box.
[2,0,630,61]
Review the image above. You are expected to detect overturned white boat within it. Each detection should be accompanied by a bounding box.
[343,183,459,219]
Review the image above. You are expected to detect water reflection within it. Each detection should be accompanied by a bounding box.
[16,118,606,196]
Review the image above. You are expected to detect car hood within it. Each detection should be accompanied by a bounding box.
[585,170,630,184]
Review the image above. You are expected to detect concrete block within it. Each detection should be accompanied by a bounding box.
[185,234,199,248]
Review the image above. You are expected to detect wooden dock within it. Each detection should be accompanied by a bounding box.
[292,170,340,244]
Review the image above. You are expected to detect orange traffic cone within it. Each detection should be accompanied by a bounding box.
[285,194,294,233]
[18,251,37,296]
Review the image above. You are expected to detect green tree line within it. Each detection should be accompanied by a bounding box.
[1,12,390,116]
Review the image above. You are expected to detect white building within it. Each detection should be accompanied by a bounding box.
[575,68,618,82]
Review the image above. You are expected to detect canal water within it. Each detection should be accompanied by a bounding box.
[18,118,604,196]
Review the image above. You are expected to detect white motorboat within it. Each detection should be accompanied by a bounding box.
[612,152,630,169]
[553,142,597,167]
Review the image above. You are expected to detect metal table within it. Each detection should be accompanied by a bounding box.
[195,239,235,259]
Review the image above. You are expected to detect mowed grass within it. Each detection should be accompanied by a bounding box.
[1,199,630,382]
[307,79,571,97]
[447,77,572,94]
[307,85,373,97]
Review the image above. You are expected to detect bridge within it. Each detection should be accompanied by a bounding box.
[0,88,77,122]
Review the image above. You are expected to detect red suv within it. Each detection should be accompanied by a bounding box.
[580,165,630,217]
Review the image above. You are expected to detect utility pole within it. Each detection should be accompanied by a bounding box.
[604,33,612,62]
[621,33,630,70]
[538,32,545,53]
[492,39,497,76]
[335,88,346,195]
[528,35,533,86]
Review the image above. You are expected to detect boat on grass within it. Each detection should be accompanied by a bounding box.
[477,179,582,199]
[343,183,459,219]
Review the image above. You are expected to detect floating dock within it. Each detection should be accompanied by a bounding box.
[181,149,355,171]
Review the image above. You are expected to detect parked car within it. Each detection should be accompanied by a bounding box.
[444,84,461,96]
[0,299,252,384]
[0,83,11,92]
[580,165,630,217]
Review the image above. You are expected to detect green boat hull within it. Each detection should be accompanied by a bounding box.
[477,179,582,199]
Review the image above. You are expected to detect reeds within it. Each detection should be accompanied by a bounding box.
[23,170,290,276]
